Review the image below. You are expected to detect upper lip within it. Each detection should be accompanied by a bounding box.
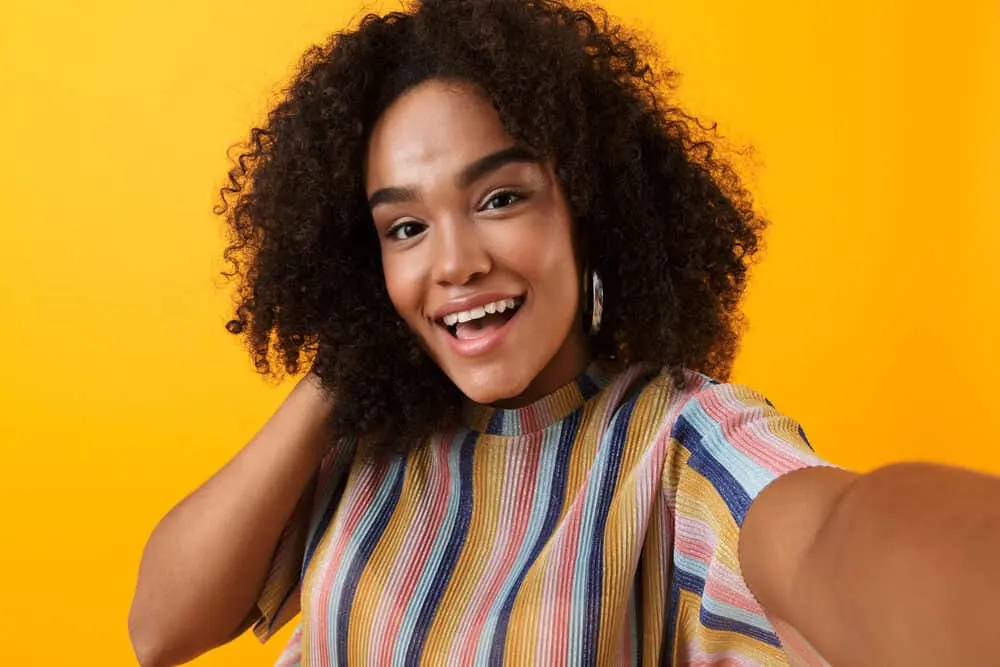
[430,292,525,322]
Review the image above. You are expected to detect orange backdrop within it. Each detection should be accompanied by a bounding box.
[2,0,998,664]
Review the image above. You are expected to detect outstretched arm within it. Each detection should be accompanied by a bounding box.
[741,463,1000,666]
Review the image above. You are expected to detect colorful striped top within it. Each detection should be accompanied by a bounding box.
[251,363,832,666]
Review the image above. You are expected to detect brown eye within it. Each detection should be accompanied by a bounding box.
[481,190,523,211]
[386,220,427,241]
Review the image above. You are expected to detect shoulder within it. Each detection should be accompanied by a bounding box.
[645,366,832,527]
[629,365,815,453]
[615,365,786,439]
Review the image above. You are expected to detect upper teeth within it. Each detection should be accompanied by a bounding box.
[442,298,519,327]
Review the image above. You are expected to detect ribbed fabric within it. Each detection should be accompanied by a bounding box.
[252,363,832,666]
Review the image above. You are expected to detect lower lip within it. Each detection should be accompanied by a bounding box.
[439,306,523,358]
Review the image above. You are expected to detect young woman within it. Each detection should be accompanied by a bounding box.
[129,0,1000,665]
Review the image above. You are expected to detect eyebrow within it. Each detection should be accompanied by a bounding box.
[458,145,538,188]
[367,185,420,209]
[367,145,539,209]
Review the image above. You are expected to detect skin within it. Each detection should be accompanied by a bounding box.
[365,79,590,406]
[131,75,1000,667]
[129,374,333,667]
[364,78,1000,666]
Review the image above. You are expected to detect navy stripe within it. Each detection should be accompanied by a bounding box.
[486,409,505,435]
[334,460,406,665]
[271,458,351,631]
[699,608,781,647]
[672,414,753,524]
[663,573,682,667]
[673,565,782,648]
[302,471,349,579]
[488,410,583,665]
[405,431,478,666]
[673,566,706,596]
[577,371,603,400]
[581,394,638,660]
[798,425,813,449]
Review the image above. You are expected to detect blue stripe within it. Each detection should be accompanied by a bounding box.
[333,460,406,666]
[671,558,781,648]
[580,395,636,661]
[675,391,807,527]
[798,425,813,449]
[673,555,770,629]
[302,469,349,579]
[577,370,603,400]
[673,551,708,580]
[392,433,470,666]
[405,431,477,666]
[664,568,682,666]
[672,413,754,523]
[673,562,707,596]
[486,410,582,665]
[700,591,772,634]
[699,608,781,647]
[486,409,505,435]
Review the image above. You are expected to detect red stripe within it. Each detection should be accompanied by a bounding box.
[375,440,453,663]
[311,466,386,666]
[456,442,541,662]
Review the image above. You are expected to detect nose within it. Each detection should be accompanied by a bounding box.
[432,217,492,286]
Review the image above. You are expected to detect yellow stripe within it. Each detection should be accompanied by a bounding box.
[597,373,673,663]
[298,458,360,660]
[675,588,788,664]
[252,471,317,642]
[347,445,428,665]
[422,437,507,659]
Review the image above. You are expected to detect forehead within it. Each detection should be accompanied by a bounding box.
[364,79,514,191]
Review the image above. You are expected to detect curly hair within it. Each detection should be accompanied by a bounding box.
[216,0,766,458]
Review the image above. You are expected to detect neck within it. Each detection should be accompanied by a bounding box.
[489,327,591,409]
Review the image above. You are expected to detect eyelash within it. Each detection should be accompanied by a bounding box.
[383,189,527,241]
[386,220,426,241]
[480,188,525,211]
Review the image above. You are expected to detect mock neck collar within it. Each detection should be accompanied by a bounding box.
[461,362,612,436]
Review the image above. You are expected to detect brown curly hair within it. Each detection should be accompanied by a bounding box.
[216,0,766,458]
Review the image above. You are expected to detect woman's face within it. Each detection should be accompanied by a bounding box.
[365,78,589,405]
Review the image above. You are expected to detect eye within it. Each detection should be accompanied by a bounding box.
[481,190,524,211]
[386,220,427,241]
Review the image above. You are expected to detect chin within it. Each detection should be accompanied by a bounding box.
[449,364,533,406]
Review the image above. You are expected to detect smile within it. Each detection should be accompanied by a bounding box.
[440,297,523,329]
[434,295,525,357]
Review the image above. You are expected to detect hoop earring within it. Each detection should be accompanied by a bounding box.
[584,268,604,335]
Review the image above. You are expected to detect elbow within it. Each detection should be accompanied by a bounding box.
[128,598,246,667]
[128,607,168,667]
[129,628,167,667]
[128,603,188,667]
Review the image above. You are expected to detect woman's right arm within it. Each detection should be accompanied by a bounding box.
[128,373,334,667]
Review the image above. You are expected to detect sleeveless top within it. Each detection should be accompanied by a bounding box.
[250,363,832,666]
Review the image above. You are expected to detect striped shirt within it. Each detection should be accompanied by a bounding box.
[251,363,831,665]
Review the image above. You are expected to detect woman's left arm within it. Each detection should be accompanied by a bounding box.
[740,462,1000,666]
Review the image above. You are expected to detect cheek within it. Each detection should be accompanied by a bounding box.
[550,254,582,315]
[520,225,579,301]
[381,255,422,323]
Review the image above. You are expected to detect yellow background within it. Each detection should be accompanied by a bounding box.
[2,0,998,664]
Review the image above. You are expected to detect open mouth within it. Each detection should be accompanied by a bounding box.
[438,296,524,340]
